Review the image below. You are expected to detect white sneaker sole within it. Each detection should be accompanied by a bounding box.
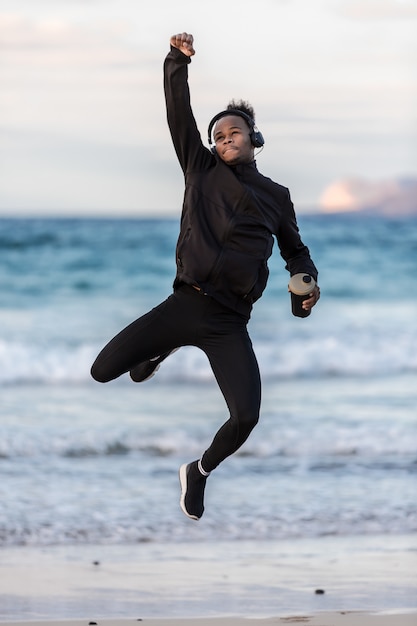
[179,463,199,521]
[141,362,161,382]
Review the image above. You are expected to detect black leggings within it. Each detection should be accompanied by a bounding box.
[91,284,261,472]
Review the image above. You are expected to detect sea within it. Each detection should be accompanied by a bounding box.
[0,213,416,619]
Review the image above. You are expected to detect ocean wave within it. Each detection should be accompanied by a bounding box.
[0,326,416,386]
[1,424,415,461]
[1,506,416,547]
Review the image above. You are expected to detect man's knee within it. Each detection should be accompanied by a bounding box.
[90,360,112,383]
[237,404,260,434]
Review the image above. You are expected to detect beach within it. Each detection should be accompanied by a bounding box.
[1,616,417,626]
[1,216,416,625]
[0,535,416,624]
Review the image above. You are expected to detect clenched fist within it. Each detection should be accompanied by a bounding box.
[170,32,195,57]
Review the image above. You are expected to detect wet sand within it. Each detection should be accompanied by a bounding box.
[0,536,416,624]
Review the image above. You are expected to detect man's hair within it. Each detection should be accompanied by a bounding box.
[226,99,256,121]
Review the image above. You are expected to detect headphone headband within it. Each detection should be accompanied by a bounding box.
[207,109,265,150]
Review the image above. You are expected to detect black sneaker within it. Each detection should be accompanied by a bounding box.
[129,349,176,383]
[179,461,208,520]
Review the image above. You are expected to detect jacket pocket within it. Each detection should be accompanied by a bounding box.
[209,248,268,300]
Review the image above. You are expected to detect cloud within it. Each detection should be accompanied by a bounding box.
[1,2,416,214]
[319,177,417,215]
[0,12,177,214]
[338,0,417,19]
[0,13,130,56]
[0,13,166,143]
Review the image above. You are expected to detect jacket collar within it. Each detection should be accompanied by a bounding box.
[230,160,258,176]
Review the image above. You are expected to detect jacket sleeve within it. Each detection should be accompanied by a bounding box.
[163,46,212,174]
[277,189,318,281]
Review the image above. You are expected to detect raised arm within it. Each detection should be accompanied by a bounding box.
[164,32,212,173]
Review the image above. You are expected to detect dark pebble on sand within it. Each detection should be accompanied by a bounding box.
[315,589,325,594]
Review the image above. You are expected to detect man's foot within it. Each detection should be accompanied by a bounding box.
[129,349,177,383]
[179,461,208,520]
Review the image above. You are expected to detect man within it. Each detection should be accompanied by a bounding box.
[91,32,320,521]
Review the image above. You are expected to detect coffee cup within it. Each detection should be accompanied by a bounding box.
[288,273,316,318]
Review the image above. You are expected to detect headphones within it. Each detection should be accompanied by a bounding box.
[207,109,265,153]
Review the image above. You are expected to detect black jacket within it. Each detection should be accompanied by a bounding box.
[164,46,318,316]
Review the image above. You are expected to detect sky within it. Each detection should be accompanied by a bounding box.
[1,0,416,216]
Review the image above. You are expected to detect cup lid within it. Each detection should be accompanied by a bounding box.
[288,273,316,296]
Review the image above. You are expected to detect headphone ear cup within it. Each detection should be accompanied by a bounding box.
[251,129,265,148]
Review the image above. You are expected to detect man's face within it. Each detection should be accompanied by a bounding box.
[213,115,254,165]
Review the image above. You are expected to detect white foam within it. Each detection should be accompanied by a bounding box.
[0,312,416,386]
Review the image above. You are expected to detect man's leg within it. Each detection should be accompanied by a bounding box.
[90,294,182,383]
[91,284,215,384]
[202,328,261,470]
[180,313,261,520]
